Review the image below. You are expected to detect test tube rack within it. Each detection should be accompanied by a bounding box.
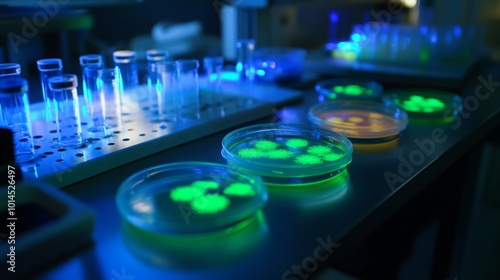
[21,79,302,189]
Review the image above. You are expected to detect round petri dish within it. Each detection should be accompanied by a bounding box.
[315,78,383,100]
[221,123,353,186]
[383,88,463,122]
[116,162,267,235]
[308,100,409,143]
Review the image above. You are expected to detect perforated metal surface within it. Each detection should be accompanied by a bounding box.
[21,81,302,188]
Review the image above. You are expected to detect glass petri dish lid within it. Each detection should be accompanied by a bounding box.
[308,100,409,143]
[116,162,267,235]
[315,78,383,100]
[383,88,463,122]
[221,123,353,186]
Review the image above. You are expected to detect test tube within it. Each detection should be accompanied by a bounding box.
[146,49,168,87]
[0,63,21,80]
[0,63,22,127]
[96,67,122,130]
[37,58,63,122]
[48,74,83,149]
[113,50,141,105]
[155,61,177,124]
[146,49,168,112]
[235,39,256,81]
[0,78,35,162]
[79,55,103,100]
[202,56,224,107]
[98,68,122,128]
[175,59,200,121]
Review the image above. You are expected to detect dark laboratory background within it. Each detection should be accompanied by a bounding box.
[0,0,499,280]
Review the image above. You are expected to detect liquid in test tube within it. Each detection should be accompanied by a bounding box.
[203,56,224,108]
[236,39,256,81]
[175,59,200,121]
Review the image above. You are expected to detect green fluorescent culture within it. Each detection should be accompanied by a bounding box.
[295,155,323,165]
[332,85,373,96]
[400,95,446,113]
[238,148,264,159]
[307,145,333,156]
[254,140,279,150]
[235,138,345,165]
[285,138,308,148]
[223,183,256,196]
[190,194,230,214]
[170,180,257,215]
[266,149,294,159]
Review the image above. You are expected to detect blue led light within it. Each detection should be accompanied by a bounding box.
[256,69,266,76]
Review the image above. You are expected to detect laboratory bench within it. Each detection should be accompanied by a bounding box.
[6,59,500,280]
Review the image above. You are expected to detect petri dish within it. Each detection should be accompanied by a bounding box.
[221,123,353,186]
[383,88,463,122]
[116,162,267,235]
[315,78,383,100]
[308,100,409,143]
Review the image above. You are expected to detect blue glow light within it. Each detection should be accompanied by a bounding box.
[256,69,266,76]
[351,33,361,42]
[220,71,240,81]
[329,11,339,23]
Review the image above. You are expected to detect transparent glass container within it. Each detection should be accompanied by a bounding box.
[175,59,200,121]
[37,58,63,122]
[0,78,35,162]
[116,161,267,235]
[48,74,84,148]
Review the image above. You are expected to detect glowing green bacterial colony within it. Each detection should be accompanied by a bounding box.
[170,180,255,214]
[332,84,374,96]
[397,95,446,113]
[236,139,344,165]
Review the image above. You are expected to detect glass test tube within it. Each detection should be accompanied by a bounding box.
[79,54,103,113]
[202,56,224,107]
[98,68,122,129]
[175,59,200,121]
[146,49,168,112]
[85,67,122,133]
[155,61,177,123]
[0,78,35,162]
[0,63,22,127]
[236,39,256,81]
[146,49,168,87]
[48,74,83,149]
[113,50,141,107]
[37,58,63,122]
[0,63,21,80]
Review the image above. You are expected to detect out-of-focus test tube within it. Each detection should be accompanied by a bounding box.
[0,78,35,162]
[155,61,177,124]
[0,63,21,80]
[79,54,103,114]
[236,39,256,81]
[146,49,168,87]
[48,74,84,149]
[97,68,122,129]
[146,49,168,112]
[202,56,224,107]
[175,59,200,121]
[88,67,122,132]
[37,58,63,122]
[0,63,22,127]
[113,50,141,106]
